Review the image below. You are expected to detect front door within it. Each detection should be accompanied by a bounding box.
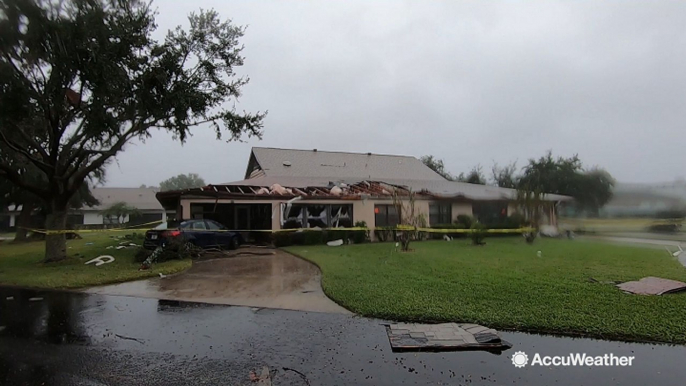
[235,205,250,230]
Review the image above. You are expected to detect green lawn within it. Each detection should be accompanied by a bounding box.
[286,238,686,344]
[0,232,191,289]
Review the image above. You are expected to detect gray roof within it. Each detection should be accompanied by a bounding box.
[89,187,165,211]
[248,147,447,181]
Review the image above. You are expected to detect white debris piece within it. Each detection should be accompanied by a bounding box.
[128,243,138,247]
[116,246,126,250]
[270,183,287,195]
[85,255,115,266]
[6,297,14,301]
[256,187,269,195]
[330,186,343,196]
[443,235,452,241]
[106,246,114,249]
[28,297,43,302]
[158,273,166,278]
[537,251,542,257]
[327,239,344,246]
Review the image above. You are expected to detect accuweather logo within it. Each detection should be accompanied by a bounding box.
[511,352,635,368]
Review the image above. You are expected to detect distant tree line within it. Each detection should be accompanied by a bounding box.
[421,151,615,215]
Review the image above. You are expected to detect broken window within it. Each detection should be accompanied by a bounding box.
[330,205,353,228]
[283,204,306,229]
[281,204,353,229]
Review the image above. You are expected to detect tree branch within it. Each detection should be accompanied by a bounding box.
[0,131,53,173]
[0,164,50,199]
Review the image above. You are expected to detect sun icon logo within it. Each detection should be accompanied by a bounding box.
[511,351,529,368]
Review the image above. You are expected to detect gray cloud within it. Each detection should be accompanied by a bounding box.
[105,0,686,187]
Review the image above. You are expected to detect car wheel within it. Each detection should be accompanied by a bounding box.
[229,237,239,250]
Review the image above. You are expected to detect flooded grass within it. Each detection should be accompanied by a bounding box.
[0,232,191,289]
[287,238,686,344]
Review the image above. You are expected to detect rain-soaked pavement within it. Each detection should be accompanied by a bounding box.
[1,287,685,385]
[85,250,349,314]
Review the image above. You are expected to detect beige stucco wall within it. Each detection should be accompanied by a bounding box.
[507,203,518,216]
[452,202,473,219]
[177,197,559,239]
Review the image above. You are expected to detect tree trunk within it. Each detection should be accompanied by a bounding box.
[44,206,68,263]
[13,202,34,242]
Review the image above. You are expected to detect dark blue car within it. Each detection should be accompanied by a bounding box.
[143,219,243,250]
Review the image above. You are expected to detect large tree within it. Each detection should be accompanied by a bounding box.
[456,165,487,185]
[518,151,614,214]
[0,0,265,261]
[420,155,454,181]
[160,173,206,191]
[491,161,518,188]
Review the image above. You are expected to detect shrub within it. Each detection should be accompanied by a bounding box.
[303,230,325,245]
[470,222,487,246]
[455,215,473,229]
[647,223,681,233]
[135,237,201,267]
[273,232,293,247]
[352,221,369,244]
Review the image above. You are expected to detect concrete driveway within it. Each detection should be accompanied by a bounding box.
[85,249,350,314]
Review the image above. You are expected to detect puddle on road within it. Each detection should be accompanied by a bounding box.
[1,287,685,385]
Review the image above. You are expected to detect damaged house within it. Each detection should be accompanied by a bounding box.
[156,147,571,240]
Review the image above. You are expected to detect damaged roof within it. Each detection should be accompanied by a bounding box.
[245,147,447,181]
[222,176,571,202]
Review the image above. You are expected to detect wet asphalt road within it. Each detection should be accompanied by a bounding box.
[1,287,685,385]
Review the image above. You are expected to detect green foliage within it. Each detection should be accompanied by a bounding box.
[518,151,615,214]
[135,237,200,265]
[303,231,324,245]
[100,202,141,224]
[272,232,293,248]
[491,161,519,188]
[470,222,487,245]
[455,215,474,229]
[0,0,265,261]
[420,155,454,181]
[0,232,190,288]
[456,165,487,185]
[286,239,686,344]
[159,173,206,191]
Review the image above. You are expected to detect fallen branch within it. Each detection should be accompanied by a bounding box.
[115,334,145,344]
[282,367,311,386]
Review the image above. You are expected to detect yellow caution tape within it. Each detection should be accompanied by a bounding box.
[21,220,165,235]
[23,223,534,235]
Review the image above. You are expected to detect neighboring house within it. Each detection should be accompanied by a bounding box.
[84,187,171,226]
[157,147,571,240]
[599,181,686,217]
[1,187,170,230]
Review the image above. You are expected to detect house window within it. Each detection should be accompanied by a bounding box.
[282,204,353,229]
[330,205,353,228]
[472,202,508,225]
[429,203,452,226]
[103,215,120,225]
[374,205,399,227]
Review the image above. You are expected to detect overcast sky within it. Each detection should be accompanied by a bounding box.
[104,0,686,187]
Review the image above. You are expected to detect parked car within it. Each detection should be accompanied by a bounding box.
[143,219,244,250]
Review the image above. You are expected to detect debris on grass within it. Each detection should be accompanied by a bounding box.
[327,239,343,247]
[28,297,43,302]
[617,277,686,295]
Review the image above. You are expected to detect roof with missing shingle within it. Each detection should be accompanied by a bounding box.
[246,147,447,181]
[229,148,572,202]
